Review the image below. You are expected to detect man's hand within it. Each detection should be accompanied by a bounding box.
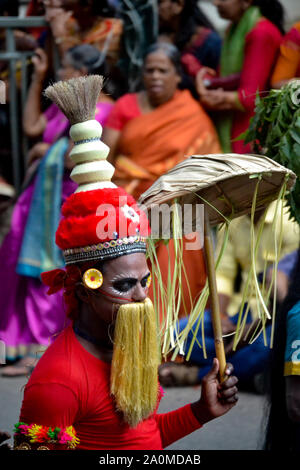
[191,359,238,424]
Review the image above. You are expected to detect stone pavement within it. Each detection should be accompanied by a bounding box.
[0,374,266,450]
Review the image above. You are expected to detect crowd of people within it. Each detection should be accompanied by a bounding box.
[0,0,300,451]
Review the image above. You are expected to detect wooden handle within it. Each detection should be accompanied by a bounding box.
[204,208,227,382]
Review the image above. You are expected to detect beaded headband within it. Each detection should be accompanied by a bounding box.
[64,236,147,265]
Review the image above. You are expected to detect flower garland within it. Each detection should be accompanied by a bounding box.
[14,422,80,449]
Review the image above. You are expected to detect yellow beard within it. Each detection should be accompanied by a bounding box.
[110,297,160,428]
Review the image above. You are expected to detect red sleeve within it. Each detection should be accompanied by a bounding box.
[105,93,141,131]
[155,404,202,448]
[19,382,79,428]
[238,21,282,111]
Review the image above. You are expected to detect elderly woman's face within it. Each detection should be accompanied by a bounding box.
[214,0,252,22]
[143,50,181,105]
[87,253,151,325]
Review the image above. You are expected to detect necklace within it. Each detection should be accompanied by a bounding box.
[73,324,112,350]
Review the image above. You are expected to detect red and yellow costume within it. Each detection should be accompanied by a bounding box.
[13,76,204,450]
[16,325,202,450]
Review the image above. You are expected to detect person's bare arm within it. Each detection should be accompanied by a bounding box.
[44,1,75,57]
[23,48,48,138]
[102,127,121,164]
[286,376,300,422]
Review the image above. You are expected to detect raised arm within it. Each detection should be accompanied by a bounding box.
[44,1,74,58]
[23,48,48,138]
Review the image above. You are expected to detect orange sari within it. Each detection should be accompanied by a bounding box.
[271,22,300,85]
[63,17,123,65]
[114,90,220,200]
[114,90,221,318]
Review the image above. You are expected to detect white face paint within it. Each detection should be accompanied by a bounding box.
[86,253,151,325]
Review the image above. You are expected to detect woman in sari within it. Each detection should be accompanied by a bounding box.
[271,22,300,88]
[0,45,114,376]
[23,44,113,167]
[196,0,284,153]
[103,42,221,319]
[158,0,222,97]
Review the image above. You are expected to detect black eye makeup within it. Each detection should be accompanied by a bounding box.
[140,273,151,288]
[113,279,136,293]
[112,273,151,294]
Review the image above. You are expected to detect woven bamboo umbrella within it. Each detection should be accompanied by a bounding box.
[139,153,296,382]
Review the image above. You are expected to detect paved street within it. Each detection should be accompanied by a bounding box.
[0,374,266,450]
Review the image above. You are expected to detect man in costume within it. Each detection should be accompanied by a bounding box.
[13,76,238,450]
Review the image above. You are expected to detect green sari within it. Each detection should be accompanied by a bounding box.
[217,6,262,152]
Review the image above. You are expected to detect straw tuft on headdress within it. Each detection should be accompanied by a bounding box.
[44,75,104,125]
[46,75,114,193]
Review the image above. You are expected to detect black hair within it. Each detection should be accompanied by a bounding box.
[66,44,107,76]
[0,0,18,16]
[159,0,216,50]
[143,42,182,75]
[77,0,117,17]
[253,0,285,35]
[264,248,300,450]
[66,44,115,95]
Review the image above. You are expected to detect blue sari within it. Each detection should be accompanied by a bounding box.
[16,138,69,278]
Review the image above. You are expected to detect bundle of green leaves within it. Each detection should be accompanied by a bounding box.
[242,80,300,225]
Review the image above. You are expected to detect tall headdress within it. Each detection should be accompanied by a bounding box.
[44,76,150,267]
[43,76,158,429]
